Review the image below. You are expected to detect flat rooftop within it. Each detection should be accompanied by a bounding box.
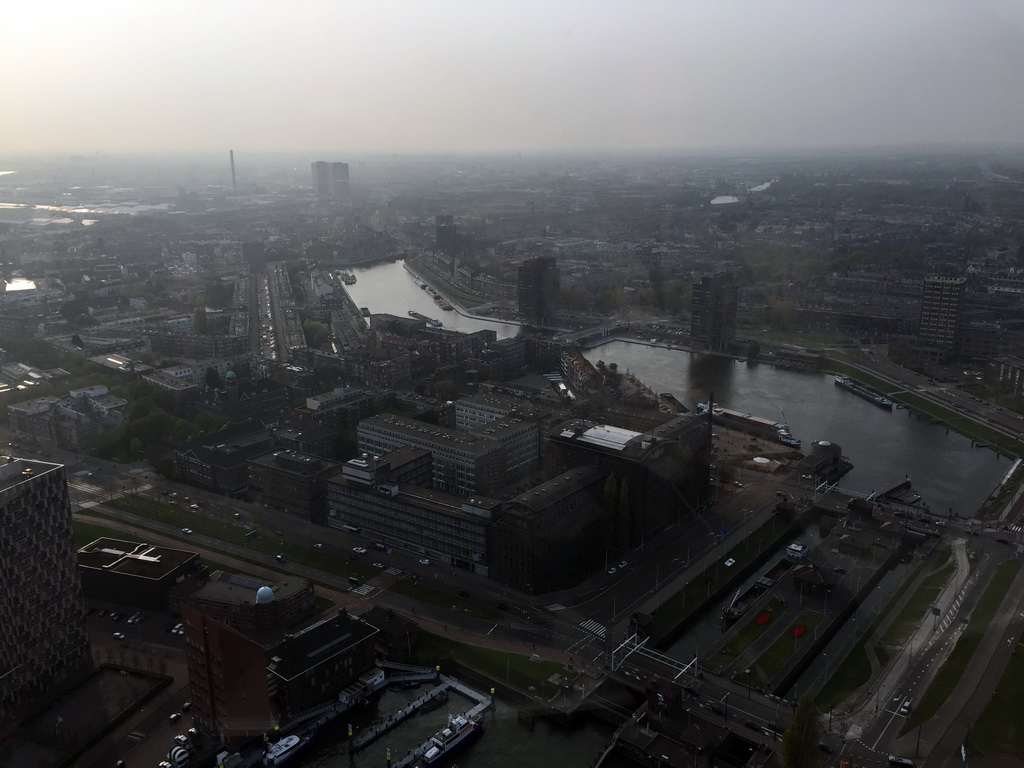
[77,537,197,579]
[192,570,310,606]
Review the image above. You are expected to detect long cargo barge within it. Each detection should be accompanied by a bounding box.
[834,376,893,409]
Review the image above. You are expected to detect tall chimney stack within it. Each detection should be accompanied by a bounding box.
[229,149,237,190]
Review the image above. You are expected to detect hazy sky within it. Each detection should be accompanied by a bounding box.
[4,0,1024,154]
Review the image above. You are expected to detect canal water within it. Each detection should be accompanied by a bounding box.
[347,260,1006,518]
[299,687,616,768]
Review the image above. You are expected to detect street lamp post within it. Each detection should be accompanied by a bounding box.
[745,668,752,698]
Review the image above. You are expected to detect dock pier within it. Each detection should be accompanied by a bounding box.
[351,674,492,763]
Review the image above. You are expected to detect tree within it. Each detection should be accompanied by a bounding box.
[205,366,221,388]
[193,305,208,335]
[71,334,83,348]
[781,691,820,768]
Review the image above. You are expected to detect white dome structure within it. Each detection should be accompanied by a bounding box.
[256,585,275,604]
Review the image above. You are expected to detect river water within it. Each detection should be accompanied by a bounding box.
[348,260,1006,517]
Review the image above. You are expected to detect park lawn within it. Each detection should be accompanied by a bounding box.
[970,636,1024,757]
[651,515,792,637]
[707,599,786,673]
[905,560,1022,734]
[74,519,130,547]
[387,577,502,621]
[750,613,825,688]
[878,548,953,648]
[409,630,566,697]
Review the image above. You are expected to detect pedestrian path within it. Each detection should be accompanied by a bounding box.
[580,619,606,638]
[351,583,378,597]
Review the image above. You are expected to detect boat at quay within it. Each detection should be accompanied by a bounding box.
[834,375,893,409]
[698,404,801,448]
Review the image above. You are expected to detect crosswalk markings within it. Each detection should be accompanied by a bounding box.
[351,584,377,596]
[579,619,606,638]
[386,567,402,576]
[545,604,566,611]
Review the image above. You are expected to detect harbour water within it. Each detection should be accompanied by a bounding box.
[298,688,615,768]
[347,259,1005,518]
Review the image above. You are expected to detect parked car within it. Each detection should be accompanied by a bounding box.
[353,546,368,554]
[168,712,181,723]
[112,632,125,641]
[418,558,430,566]
[181,528,193,535]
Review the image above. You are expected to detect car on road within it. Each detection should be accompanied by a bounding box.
[182,701,192,711]
[168,712,181,723]
[418,558,430,566]
[181,528,193,535]
[618,560,627,569]
[190,503,200,510]
[275,554,286,562]
[174,734,189,746]
[313,543,323,549]
[607,566,617,575]
[372,562,385,568]
[109,612,123,622]
[353,546,368,554]
[733,481,743,487]
[112,632,125,641]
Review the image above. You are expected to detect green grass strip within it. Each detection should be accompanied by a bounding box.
[408,629,567,697]
[878,549,953,647]
[905,560,1022,732]
[751,613,826,688]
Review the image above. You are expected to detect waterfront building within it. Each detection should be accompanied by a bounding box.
[517,256,560,326]
[691,272,737,352]
[547,416,711,547]
[0,458,90,723]
[182,576,375,741]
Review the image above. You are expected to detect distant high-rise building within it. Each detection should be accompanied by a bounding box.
[919,276,966,352]
[311,161,350,203]
[435,214,457,255]
[690,272,738,352]
[0,458,90,721]
[517,256,559,326]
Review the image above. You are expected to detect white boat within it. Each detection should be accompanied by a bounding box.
[263,734,307,766]
[415,713,482,767]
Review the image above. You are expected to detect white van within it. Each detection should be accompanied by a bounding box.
[888,756,916,768]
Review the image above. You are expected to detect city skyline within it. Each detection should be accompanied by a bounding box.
[4,0,1024,154]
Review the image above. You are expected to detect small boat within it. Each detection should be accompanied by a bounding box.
[414,713,482,768]
[263,735,308,766]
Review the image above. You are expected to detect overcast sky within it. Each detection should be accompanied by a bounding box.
[4,0,1024,154]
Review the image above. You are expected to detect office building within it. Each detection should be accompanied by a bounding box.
[357,414,508,496]
[517,256,559,326]
[327,449,495,573]
[0,458,90,722]
[690,272,737,352]
[247,449,342,524]
[918,276,966,353]
[490,466,607,593]
[311,161,350,203]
